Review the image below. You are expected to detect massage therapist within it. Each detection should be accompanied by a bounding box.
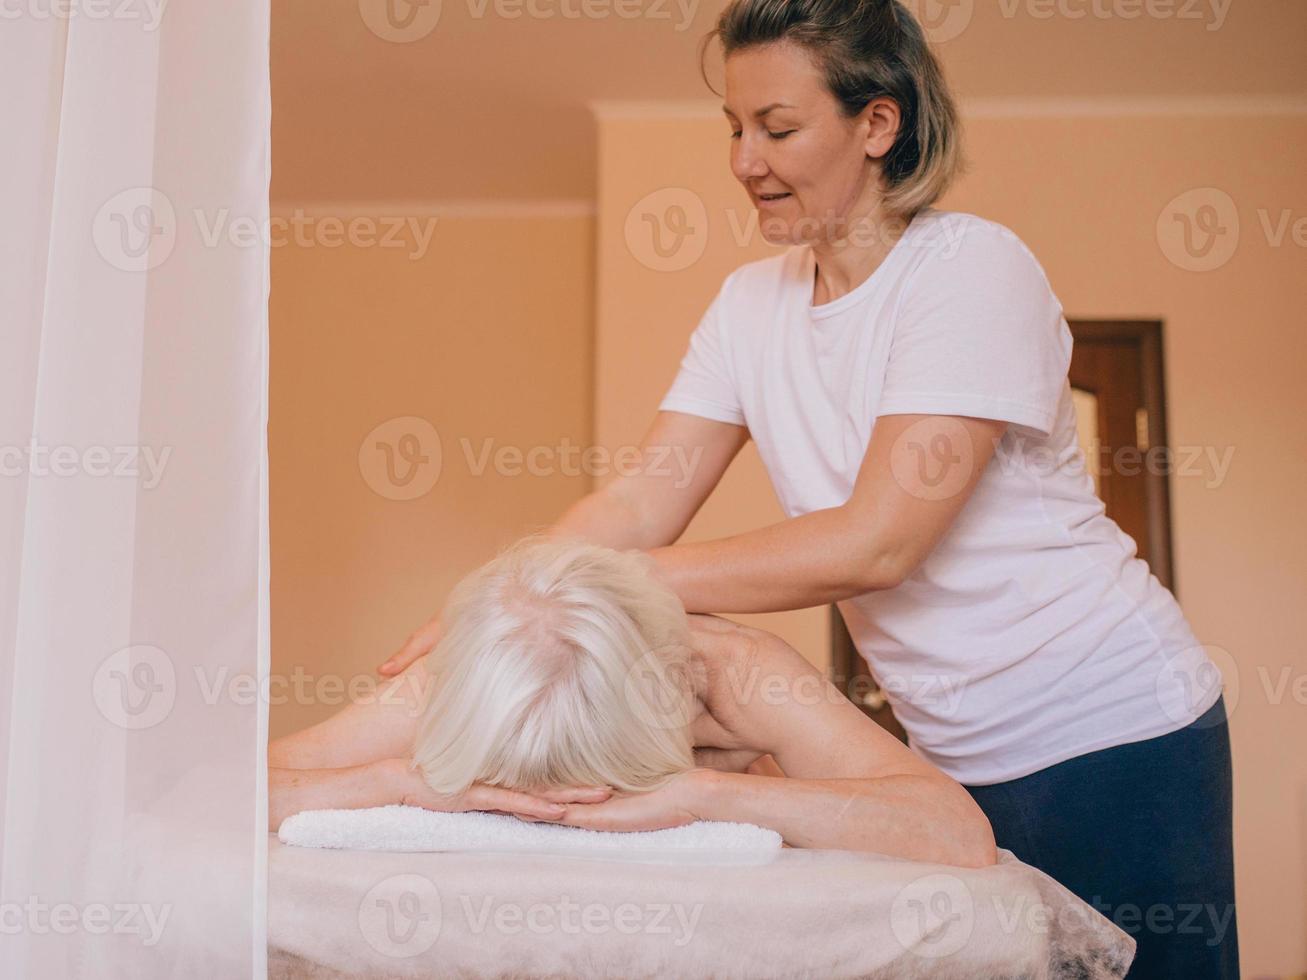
[380,1,1236,975]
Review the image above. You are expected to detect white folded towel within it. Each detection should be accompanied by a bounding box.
[278,805,782,864]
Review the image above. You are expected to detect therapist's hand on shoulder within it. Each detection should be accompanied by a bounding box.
[378,613,445,676]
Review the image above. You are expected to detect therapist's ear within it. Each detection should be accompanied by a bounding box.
[861,96,901,161]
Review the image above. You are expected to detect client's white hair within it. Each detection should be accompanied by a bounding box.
[411,533,697,796]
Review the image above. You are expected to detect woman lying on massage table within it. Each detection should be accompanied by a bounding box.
[269,535,997,868]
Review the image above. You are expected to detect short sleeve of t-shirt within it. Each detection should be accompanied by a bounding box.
[876,222,1072,438]
[656,272,746,427]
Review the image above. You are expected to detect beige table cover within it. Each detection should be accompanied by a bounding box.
[268,836,1134,979]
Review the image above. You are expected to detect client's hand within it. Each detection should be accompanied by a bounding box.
[552,769,712,833]
[388,759,612,822]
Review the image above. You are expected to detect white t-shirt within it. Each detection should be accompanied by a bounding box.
[658,208,1220,785]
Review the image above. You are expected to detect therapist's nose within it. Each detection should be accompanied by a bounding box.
[730,135,769,184]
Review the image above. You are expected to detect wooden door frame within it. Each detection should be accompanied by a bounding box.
[1069,320,1175,594]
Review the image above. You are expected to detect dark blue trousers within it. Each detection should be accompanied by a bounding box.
[964,695,1238,979]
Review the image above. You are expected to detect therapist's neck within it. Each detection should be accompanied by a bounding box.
[808,193,909,306]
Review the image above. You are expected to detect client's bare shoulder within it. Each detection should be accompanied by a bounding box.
[686,613,935,782]
[685,614,803,755]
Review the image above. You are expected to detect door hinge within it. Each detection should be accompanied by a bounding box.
[1135,407,1150,452]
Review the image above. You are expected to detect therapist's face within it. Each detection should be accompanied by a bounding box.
[722,40,900,246]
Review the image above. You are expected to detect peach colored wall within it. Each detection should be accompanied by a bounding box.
[266,104,1303,977]
[269,208,595,739]
[592,104,1307,976]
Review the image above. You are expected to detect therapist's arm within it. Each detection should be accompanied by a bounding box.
[645,413,1008,613]
[378,410,749,675]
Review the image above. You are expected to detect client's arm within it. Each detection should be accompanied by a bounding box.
[268,658,426,829]
[268,658,432,769]
[697,620,995,866]
[689,770,992,866]
[267,658,608,830]
[269,759,588,832]
[269,761,400,832]
[565,616,998,868]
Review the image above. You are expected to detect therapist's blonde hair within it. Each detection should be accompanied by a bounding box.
[411,533,697,796]
[701,0,963,219]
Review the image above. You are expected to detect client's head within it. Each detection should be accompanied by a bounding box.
[411,533,698,797]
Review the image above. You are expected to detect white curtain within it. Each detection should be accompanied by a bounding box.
[1,3,270,977]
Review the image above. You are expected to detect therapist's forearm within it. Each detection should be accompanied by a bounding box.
[646,505,893,614]
[544,487,669,552]
[690,770,997,868]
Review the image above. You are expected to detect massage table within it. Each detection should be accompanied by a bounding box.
[267,834,1135,978]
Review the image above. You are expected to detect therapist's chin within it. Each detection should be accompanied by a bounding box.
[756,218,807,247]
